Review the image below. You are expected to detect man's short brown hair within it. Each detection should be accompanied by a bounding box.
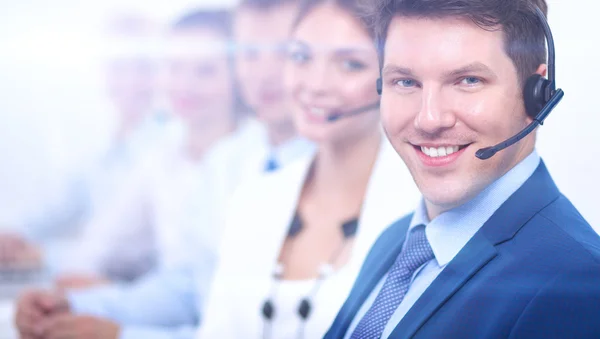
[364,0,549,85]
[239,0,298,10]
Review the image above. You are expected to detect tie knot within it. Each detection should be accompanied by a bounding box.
[264,155,279,173]
[396,225,434,272]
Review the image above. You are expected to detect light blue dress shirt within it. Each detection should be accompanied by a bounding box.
[345,150,541,339]
[67,136,315,339]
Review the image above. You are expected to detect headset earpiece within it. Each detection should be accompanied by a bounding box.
[523,73,551,118]
[376,78,382,95]
[476,5,564,160]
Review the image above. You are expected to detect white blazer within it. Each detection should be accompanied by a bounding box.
[196,136,421,339]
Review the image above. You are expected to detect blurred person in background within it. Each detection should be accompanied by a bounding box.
[14,1,315,338]
[196,0,419,337]
[54,8,240,290]
[0,12,166,279]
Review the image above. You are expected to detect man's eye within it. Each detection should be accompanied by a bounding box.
[341,60,366,71]
[289,50,310,64]
[395,79,416,87]
[461,77,481,85]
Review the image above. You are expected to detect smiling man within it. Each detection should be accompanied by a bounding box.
[325,0,600,338]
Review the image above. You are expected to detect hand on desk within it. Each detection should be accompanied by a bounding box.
[14,289,69,337]
[38,314,120,339]
[14,289,120,339]
[0,233,42,269]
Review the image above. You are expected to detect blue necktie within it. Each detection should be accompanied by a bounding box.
[350,225,434,339]
[264,155,279,173]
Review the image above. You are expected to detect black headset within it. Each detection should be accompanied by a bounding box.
[375,5,564,160]
[523,6,560,119]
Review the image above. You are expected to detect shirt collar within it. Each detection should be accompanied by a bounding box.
[408,150,541,267]
[269,137,316,168]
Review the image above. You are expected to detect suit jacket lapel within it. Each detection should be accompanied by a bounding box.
[389,232,497,338]
[481,161,560,244]
[389,161,561,338]
[327,217,411,339]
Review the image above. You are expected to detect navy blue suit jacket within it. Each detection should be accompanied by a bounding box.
[326,162,600,338]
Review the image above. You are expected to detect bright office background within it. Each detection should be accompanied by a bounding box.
[0,0,236,229]
[0,0,598,231]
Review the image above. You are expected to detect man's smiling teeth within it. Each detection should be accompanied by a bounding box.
[421,146,460,157]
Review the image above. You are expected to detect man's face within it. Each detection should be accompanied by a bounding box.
[381,17,537,217]
[233,4,297,125]
[163,27,233,127]
[104,15,157,123]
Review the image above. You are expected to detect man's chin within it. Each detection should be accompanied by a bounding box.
[421,187,471,214]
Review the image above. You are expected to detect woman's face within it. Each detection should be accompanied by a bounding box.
[285,3,381,145]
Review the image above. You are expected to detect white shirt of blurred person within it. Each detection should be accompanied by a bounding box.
[196,0,420,338]
[0,13,168,278]
[14,3,314,339]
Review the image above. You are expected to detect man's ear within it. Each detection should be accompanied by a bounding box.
[535,64,547,77]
